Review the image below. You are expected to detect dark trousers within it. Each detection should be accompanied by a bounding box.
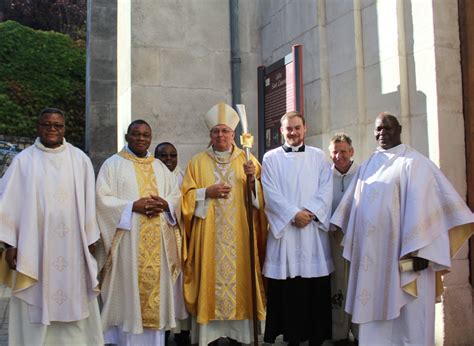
[264,276,332,346]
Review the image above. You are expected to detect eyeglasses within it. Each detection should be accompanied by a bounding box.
[210,128,233,136]
[38,122,65,130]
[158,153,177,158]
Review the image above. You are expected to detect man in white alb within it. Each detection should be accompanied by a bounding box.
[262,111,333,346]
[155,141,191,346]
[96,119,183,345]
[331,112,474,345]
[0,108,103,345]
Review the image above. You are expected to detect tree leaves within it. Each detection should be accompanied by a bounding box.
[0,20,86,148]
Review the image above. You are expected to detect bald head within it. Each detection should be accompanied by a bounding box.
[374,112,402,149]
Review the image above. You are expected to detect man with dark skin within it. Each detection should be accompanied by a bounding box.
[154,141,190,346]
[331,111,474,345]
[5,111,97,265]
[127,122,170,216]
[155,142,179,173]
[374,114,428,271]
[5,111,65,268]
[97,119,183,345]
[0,108,103,344]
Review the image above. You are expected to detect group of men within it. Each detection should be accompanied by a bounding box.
[0,104,472,346]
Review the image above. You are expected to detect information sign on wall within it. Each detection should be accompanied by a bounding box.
[258,45,304,159]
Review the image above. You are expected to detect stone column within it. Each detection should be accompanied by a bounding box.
[431,0,474,344]
[86,0,118,172]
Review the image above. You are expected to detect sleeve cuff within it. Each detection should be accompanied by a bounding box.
[117,202,133,230]
[195,188,210,219]
[163,198,177,225]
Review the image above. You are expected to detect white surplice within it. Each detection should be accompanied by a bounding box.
[0,138,103,345]
[96,150,183,345]
[262,146,334,279]
[331,144,474,345]
[169,164,190,334]
[172,166,184,187]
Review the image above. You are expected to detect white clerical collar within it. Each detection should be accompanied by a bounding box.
[125,144,151,158]
[283,142,304,152]
[212,146,232,156]
[34,137,67,153]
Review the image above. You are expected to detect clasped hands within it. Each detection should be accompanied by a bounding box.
[133,195,169,218]
[205,161,256,199]
[292,209,317,228]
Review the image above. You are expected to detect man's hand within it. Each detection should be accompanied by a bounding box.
[205,183,232,199]
[413,257,429,272]
[5,247,17,270]
[150,195,169,212]
[243,161,256,182]
[293,210,314,228]
[133,196,168,218]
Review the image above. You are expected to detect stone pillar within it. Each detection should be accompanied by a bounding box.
[86,0,118,172]
[431,0,474,344]
[129,0,234,166]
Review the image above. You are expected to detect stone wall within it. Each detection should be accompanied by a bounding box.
[256,0,429,160]
[256,0,472,344]
[129,0,261,168]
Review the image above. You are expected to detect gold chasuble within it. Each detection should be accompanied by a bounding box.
[181,145,267,324]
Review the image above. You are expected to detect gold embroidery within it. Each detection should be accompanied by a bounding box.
[357,289,371,306]
[212,154,237,320]
[52,289,68,305]
[402,201,465,246]
[53,187,69,203]
[360,255,373,271]
[52,256,68,271]
[160,219,181,283]
[382,190,400,319]
[136,162,161,328]
[55,222,70,239]
[120,149,162,328]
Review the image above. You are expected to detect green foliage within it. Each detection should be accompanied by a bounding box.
[2,0,87,41]
[0,20,86,148]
